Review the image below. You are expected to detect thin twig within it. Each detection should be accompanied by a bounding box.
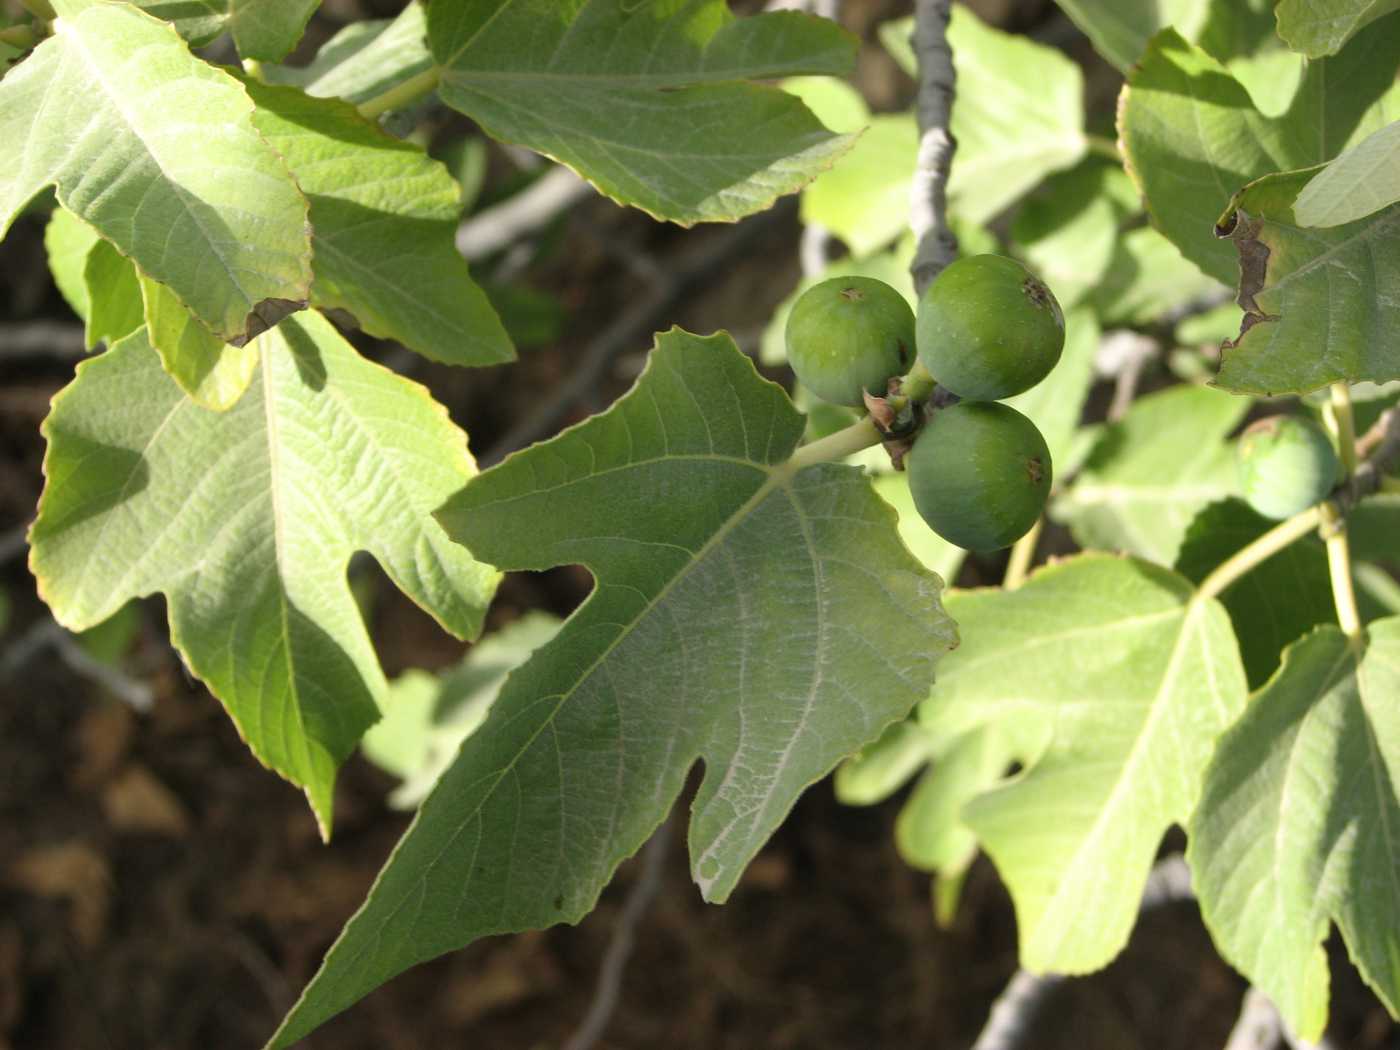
[482,202,794,465]
[0,320,87,359]
[909,0,958,295]
[1,616,153,711]
[800,222,832,279]
[1223,987,1286,1050]
[1095,330,1159,423]
[970,855,1192,1050]
[456,167,594,262]
[561,818,672,1050]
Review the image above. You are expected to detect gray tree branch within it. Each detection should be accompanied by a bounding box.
[909,0,958,296]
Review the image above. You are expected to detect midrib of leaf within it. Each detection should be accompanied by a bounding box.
[259,342,316,818]
[1036,599,1207,952]
[1264,207,1400,297]
[693,480,827,890]
[58,17,254,313]
[937,607,1180,684]
[352,453,815,954]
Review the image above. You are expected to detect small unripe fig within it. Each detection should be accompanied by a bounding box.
[907,401,1052,551]
[785,276,915,407]
[1237,415,1341,520]
[916,254,1064,401]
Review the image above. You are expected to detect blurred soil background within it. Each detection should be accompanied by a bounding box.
[1,1,1396,1048]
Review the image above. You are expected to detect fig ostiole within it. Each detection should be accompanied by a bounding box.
[916,254,1064,402]
[1237,414,1341,520]
[785,276,915,408]
[906,401,1052,552]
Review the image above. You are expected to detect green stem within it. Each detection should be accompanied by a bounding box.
[0,23,35,47]
[242,57,266,81]
[1321,503,1364,648]
[901,359,938,405]
[1329,382,1359,475]
[356,66,441,120]
[1085,133,1122,162]
[1003,517,1042,591]
[785,417,882,474]
[1196,507,1322,602]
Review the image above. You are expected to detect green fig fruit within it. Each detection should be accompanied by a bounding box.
[916,254,1064,401]
[907,401,1052,551]
[1237,415,1341,520]
[785,276,915,407]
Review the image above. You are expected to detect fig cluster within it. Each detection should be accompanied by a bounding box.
[785,256,1064,552]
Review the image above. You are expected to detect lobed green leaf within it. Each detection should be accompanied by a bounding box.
[267,328,955,1046]
[426,0,858,225]
[2,2,313,345]
[243,79,513,368]
[921,554,1247,973]
[1189,620,1400,1040]
[1054,384,1250,564]
[30,311,498,835]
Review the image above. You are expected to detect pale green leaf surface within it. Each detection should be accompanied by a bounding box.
[945,6,1086,225]
[1276,0,1400,56]
[427,1,857,224]
[84,239,144,349]
[782,75,867,135]
[268,328,955,1047]
[1216,169,1400,393]
[1011,162,1139,310]
[1090,227,1227,326]
[896,724,1025,877]
[243,79,511,367]
[1189,620,1400,1040]
[1296,120,1400,227]
[834,720,933,806]
[362,613,563,809]
[141,273,258,410]
[1175,498,1335,687]
[1051,0,1209,70]
[1119,23,1400,285]
[871,472,967,586]
[0,3,312,343]
[922,555,1247,973]
[801,114,918,257]
[1054,385,1250,564]
[44,207,97,325]
[29,311,497,834]
[263,2,430,106]
[131,0,321,61]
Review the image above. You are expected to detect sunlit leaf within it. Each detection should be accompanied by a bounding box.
[2,2,312,344]
[1189,620,1400,1040]
[30,311,497,834]
[268,328,955,1046]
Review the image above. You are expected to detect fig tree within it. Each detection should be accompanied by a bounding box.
[907,401,1051,552]
[916,254,1064,401]
[1237,414,1341,520]
[785,276,915,407]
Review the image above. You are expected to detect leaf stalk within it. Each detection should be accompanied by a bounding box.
[785,417,883,473]
[1196,507,1322,602]
[356,66,442,120]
